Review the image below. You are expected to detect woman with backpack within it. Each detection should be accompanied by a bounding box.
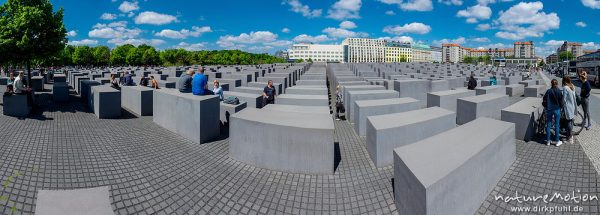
[543,79,564,146]
[562,77,577,144]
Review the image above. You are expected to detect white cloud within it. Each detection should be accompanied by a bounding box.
[118,1,139,13]
[378,0,433,11]
[293,34,332,43]
[472,37,490,42]
[582,42,600,50]
[457,4,491,23]
[494,1,560,40]
[581,0,600,9]
[108,38,166,46]
[339,21,357,29]
[476,23,491,31]
[217,31,291,49]
[174,42,208,51]
[283,0,322,18]
[439,0,462,6]
[68,39,98,46]
[378,36,414,43]
[433,37,466,45]
[328,0,362,20]
[134,11,178,25]
[385,10,396,15]
[88,21,141,39]
[282,28,291,33]
[544,40,565,46]
[576,22,587,27]
[477,0,513,6]
[155,26,212,39]
[382,22,431,35]
[67,30,77,37]
[100,13,118,20]
[322,27,368,38]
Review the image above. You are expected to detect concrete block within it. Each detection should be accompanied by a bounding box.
[519,80,537,87]
[393,79,431,106]
[232,86,263,95]
[502,76,521,85]
[80,80,101,105]
[393,117,515,215]
[427,89,476,112]
[229,108,334,174]
[347,90,399,123]
[261,104,330,114]
[153,89,220,144]
[429,80,449,92]
[74,76,90,95]
[501,97,542,141]
[366,107,456,167]
[296,80,326,86]
[223,91,263,108]
[31,76,44,91]
[121,86,153,116]
[2,94,30,117]
[91,86,121,119]
[524,85,547,97]
[258,76,287,90]
[276,94,329,106]
[220,102,247,125]
[505,84,525,97]
[355,98,421,136]
[53,82,70,102]
[285,87,327,95]
[457,94,510,125]
[475,85,506,95]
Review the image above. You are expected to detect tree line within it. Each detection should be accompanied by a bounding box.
[46,45,287,67]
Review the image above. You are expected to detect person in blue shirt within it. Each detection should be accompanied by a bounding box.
[580,71,592,130]
[123,72,135,86]
[543,79,563,146]
[192,68,208,96]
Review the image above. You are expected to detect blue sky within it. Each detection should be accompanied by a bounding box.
[18,0,600,56]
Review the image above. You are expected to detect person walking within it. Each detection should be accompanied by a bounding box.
[262,80,276,106]
[192,68,208,96]
[335,85,344,121]
[580,71,592,130]
[562,76,577,144]
[543,79,564,146]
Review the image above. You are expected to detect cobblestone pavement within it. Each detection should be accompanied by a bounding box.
[1,90,600,214]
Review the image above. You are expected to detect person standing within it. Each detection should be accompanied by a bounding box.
[177,69,194,93]
[192,68,208,96]
[562,77,577,144]
[543,79,563,146]
[580,71,592,130]
[335,85,344,121]
[212,80,224,101]
[262,80,276,106]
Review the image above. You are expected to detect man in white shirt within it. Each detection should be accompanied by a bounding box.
[13,72,26,94]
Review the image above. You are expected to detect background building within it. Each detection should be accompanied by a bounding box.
[430,46,442,63]
[411,43,434,63]
[513,41,535,58]
[287,44,344,62]
[342,38,387,63]
[557,41,583,58]
[442,44,464,63]
[385,41,412,62]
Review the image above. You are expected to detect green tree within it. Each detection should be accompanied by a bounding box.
[93,46,110,66]
[0,0,67,82]
[463,56,474,64]
[399,55,408,62]
[558,51,574,61]
[61,45,75,66]
[307,58,313,63]
[110,44,134,66]
[538,60,545,67]
[482,55,491,65]
[294,59,304,63]
[142,47,160,65]
[126,46,143,66]
[72,46,94,66]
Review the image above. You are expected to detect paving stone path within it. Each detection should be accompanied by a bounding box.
[1,89,600,214]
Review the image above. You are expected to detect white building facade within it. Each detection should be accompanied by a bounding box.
[287,44,344,62]
[342,38,386,63]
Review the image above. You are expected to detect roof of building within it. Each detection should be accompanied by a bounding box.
[442,44,461,47]
[514,41,533,45]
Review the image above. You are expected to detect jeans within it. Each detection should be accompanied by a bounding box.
[581,97,590,126]
[546,109,561,142]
